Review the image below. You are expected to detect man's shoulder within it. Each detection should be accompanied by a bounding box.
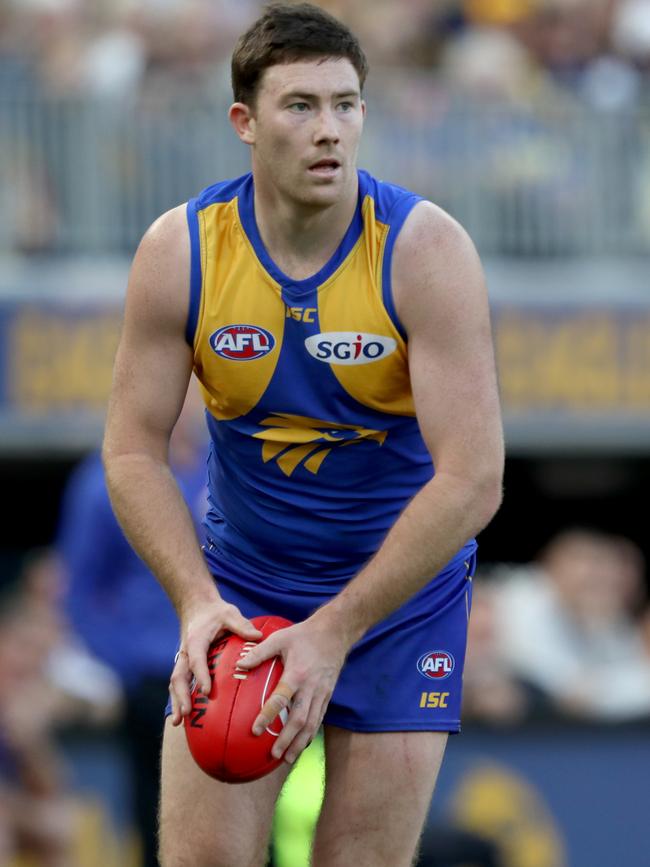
[387,206,471,300]
[360,171,462,249]
[389,195,483,333]
[359,169,422,224]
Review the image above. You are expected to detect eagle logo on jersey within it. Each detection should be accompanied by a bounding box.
[253,413,387,477]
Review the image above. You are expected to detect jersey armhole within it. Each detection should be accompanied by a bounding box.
[380,194,421,342]
[185,197,202,348]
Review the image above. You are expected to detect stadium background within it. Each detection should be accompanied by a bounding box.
[1,0,650,865]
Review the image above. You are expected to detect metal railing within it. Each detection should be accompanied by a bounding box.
[1,78,649,258]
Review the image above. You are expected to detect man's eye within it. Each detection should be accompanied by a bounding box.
[338,102,353,111]
[289,102,309,112]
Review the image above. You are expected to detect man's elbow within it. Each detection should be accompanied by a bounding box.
[101,437,122,486]
[470,464,504,532]
[101,416,121,471]
[100,439,111,473]
[101,424,168,477]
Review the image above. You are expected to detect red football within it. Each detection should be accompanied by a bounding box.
[184,614,293,783]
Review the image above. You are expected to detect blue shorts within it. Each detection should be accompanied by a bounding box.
[166,541,476,733]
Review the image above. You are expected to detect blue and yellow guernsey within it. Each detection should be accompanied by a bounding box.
[186,170,475,587]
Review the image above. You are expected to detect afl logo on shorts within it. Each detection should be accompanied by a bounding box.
[210,325,275,361]
[417,651,455,680]
[304,333,397,365]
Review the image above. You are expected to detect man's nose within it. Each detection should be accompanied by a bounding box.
[313,109,340,144]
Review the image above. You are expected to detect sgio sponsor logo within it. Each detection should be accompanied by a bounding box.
[417,651,455,680]
[210,325,275,360]
[304,332,397,365]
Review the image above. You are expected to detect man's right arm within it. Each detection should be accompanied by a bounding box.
[102,204,261,723]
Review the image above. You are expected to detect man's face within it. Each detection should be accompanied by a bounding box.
[245,57,365,208]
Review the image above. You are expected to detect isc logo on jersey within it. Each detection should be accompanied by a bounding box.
[210,325,275,361]
[417,651,455,681]
[304,333,397,366]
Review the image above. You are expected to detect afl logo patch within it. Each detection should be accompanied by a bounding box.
[304,332,397,365]
[209,325,275,361]
[417,651,455,680]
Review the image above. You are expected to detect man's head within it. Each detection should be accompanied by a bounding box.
[231,3,368,108]
[229,4,368,209]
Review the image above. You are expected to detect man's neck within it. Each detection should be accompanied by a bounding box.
[252,174,359,282]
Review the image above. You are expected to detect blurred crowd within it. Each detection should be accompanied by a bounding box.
[1,0,650,256]
[1,0,650,104]
[0,550,122,867]
[463,527,650,726]
[0,387,207,867]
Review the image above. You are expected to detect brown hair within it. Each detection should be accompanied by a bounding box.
[231,3,368,106]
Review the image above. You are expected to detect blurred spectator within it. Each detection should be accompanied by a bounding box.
[0,592,76,866]
[462,581,552,725]
[81,19,146,100]
[491,528,650,721]
[56,385,208,867]
[0,547,121,867]
[611,0,650,70]
[0,145,60,255]
[512,0,610,77]
[19,549,123,726]
[440,25,542,105]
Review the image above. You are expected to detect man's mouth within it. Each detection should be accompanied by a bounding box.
[308,159,341,176]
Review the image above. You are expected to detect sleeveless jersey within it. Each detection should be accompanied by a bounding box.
[186,170,475,587]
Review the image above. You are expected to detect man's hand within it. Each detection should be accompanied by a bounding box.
[169,601,262,726]
[236,616,349,764]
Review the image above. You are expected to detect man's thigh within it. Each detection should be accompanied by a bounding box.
[159,718,291,867]
[312,725,448,867]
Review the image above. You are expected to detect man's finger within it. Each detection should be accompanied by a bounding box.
[227,614,263,642]
[237,635,279,671]
[284,696,327,764]
[184,639,213,696]
[270,690,311,759]
[169,650,192,724]
[251,680,295,736]
[169,683,182,726]
[274,681,295,702]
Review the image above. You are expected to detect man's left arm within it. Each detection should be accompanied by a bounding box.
[240,202,504,760]
[320,201,505,636]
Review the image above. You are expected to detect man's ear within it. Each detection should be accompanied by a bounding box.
[229,102,256,145]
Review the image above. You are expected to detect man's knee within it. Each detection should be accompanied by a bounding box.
[313,811,424,867]
[312,829,420,867]
[158,718,284,867]
[158,836,270,867]
[158,786,271,867]
[311,729,446,867]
